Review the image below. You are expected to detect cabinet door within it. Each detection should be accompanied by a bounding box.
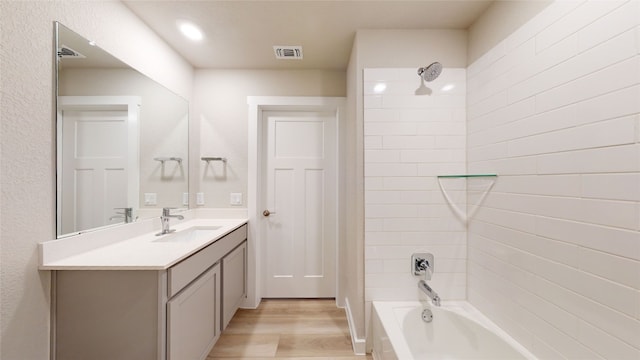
[222,241,247,329]
[167,264,220,360]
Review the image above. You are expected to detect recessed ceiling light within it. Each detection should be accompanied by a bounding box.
[177,20,203,41]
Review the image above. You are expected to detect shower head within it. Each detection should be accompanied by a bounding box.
[417,62,442,82]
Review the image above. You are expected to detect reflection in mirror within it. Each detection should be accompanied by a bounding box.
[55,22,189,238]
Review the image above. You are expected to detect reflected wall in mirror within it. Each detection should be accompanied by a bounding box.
[56,22,189,237]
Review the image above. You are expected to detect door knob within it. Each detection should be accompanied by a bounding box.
[263,209,276,217]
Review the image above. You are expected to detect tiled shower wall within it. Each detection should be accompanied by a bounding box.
[467,1,640,359]
[364,68,467,302]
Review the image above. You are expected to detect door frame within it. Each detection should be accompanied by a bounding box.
[247,96,346,308]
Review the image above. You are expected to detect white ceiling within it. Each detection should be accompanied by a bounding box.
[123,0,494,70]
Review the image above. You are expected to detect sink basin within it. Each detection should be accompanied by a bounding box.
[153,226,222,243]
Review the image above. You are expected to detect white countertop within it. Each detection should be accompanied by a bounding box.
[39,212,248,270]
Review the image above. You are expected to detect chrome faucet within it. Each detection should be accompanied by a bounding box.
[418,279,441,307]
[412,253,441,307]
[156,208,184,236]
[109,207,133,223]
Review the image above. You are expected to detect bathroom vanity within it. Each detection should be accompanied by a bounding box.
[40,218,247,360]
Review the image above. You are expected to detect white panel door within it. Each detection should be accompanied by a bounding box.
[262,111,337,298]
[60,107,129,234]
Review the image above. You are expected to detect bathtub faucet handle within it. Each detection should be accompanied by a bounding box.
[415,258,429,275]
[412,253,434,280]
[416,258,430,271]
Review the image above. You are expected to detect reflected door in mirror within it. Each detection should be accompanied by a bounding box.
[59,96,140,234]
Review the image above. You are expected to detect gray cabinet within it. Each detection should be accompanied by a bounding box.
[222,241,247,329]
[53,224,247,360]
[167,264,220,360]
[54,270,167,360]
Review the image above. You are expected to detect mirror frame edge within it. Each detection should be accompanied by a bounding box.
[52,21,60,240]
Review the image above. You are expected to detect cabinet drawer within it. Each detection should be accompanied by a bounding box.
[167,264,220,360]
[168,224,246,297]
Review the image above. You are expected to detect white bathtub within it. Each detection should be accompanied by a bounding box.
[372,301,536,360]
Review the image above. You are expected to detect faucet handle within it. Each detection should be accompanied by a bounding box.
[161,207,175,216]
[412,253,434,279]
[416,258,429,271]
[161,207,184,220]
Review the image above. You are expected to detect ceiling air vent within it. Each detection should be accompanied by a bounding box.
[273,46,303,60]
[57,45,86,59]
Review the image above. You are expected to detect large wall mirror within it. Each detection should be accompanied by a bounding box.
[55,22,189,238]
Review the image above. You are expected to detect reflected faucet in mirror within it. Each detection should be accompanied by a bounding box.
[109,207,134,224]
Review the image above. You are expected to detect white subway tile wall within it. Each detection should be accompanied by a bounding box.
[363,67,467,302]
[467,1,640,359]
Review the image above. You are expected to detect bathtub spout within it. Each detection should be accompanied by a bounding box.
[418,280,441,306]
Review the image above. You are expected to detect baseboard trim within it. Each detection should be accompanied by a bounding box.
[344,297,366,355]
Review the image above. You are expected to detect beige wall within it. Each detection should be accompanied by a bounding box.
[468,0,552,63]
[193,69,345,207]
[357,29,468,69]
[0,1,193,358]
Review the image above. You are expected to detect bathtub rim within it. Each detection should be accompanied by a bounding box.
[372,300,536,360]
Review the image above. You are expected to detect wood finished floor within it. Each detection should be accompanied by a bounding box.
[207,299,372,359]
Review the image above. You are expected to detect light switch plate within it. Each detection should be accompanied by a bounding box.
[144,193,157,206]
[196,192,205,206]
[230,193,243,206]
[182,192,189,206]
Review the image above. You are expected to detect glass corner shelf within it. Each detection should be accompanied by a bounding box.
[437,174,497,179]
[436,173,498,223]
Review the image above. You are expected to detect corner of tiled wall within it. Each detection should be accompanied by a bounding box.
[363,67,468,303]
